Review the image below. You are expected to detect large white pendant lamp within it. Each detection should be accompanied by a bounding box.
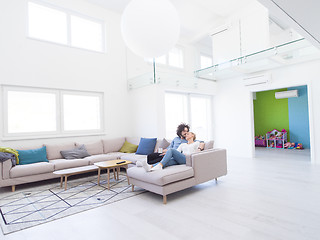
[121,0,180,58]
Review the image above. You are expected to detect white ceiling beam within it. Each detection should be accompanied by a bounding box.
[257,0,320,49]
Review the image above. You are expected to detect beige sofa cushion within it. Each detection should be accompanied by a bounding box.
[10,162,54,178]
[75,140,103,155]
[84,153,125,164]
[127,165,194,186]
[49,158,89,170]
[102,138,125,153]
[45,142,75,160]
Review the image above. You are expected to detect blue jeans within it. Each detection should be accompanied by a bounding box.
[157,148,186,168]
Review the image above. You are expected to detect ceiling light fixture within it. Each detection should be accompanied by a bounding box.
[121,0,180,58]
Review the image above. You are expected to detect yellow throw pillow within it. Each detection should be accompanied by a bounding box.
[119,140,138,153]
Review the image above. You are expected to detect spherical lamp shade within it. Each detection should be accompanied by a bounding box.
[121,0,180,58]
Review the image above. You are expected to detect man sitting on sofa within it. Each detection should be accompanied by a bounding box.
[145,123,190,165]
[143,132,205,171]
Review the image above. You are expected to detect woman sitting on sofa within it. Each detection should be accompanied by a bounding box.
[142,132,205,171]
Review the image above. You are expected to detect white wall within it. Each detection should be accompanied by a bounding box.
[212,1,269,64]
[213,59,320,163]
[128,85,160,138]
[212,76,254,158]
[0,0,130,147]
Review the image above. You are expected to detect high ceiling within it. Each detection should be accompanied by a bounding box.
[258,0,320,49]
[86,0,255,44]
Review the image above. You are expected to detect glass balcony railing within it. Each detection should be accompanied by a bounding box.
[195,38,320,81]
[128,71,198,90]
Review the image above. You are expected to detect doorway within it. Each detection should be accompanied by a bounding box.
[252,85,311,160]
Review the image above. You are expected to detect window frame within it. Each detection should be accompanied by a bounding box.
[165,91,213,141]
[2,85,60,138]
[189,93,213,141]
[26,0,106,53]
[1,85,105,140]
[167,47,184,69]
[146,46,185,70]
[199,53,213,69]
[60,90,104,135]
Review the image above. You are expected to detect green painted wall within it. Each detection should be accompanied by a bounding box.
[253,89,290,141]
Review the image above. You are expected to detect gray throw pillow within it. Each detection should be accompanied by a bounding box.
[60,145,91,159]
[204,140,214,150]
[158,138,170,149]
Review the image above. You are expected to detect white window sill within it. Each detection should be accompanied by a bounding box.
[1,132,107,141]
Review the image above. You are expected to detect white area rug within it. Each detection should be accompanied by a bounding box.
[0,172,145,234]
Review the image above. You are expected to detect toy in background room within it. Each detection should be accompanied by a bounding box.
[276,131,283,138]
[284,142,292,148]
[296,143,304,149]
[266,129,287,149]
[255,135,266,147]
[283,142,304,149]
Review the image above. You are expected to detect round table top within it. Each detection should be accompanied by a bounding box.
[53,165,98,175]
[94,160,132,168]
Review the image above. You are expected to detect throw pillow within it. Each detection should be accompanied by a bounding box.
[60,145,91,160]
[158,138,170,149]
[17,146,49,165]
[136,138,157,155]
[119,140,138,153]
[204,140,214,150]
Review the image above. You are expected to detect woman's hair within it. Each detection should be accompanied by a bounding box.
[189,132,196,141]
[176,123,190,138]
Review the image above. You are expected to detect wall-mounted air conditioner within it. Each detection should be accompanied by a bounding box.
[275,90,298,99]
[243,74,270,86]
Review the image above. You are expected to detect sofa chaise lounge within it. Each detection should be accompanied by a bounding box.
[127,148,227,204]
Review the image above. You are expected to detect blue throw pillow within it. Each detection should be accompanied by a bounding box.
[17,146,49,165]
[136,138,157,155]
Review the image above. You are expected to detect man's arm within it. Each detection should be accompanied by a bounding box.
[167,139,174,149]
[177,144,182,153]
[161,138,175,155]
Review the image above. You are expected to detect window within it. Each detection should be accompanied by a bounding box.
[62,93,101,131]
[189,95,212,141]
[70,15,103,52]
[155,55,166,65]
[6,90,57,134]
[165,92,212,141]
[28,2,68,44]
[150,47,184,68]
[27,1,105,52]
[2,86,104,139]
[165,93,188,138]
[168,47,184,68]
[200,54,213,69]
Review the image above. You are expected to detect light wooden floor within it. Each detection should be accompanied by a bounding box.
[1,148,320,240]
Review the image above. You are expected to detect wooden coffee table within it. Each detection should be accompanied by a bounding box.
[94,160,132,190]
[53,165,99,190]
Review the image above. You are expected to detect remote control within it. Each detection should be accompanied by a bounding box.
[116,161,126,164]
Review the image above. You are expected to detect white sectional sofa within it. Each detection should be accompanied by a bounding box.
[0,137,227,200]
